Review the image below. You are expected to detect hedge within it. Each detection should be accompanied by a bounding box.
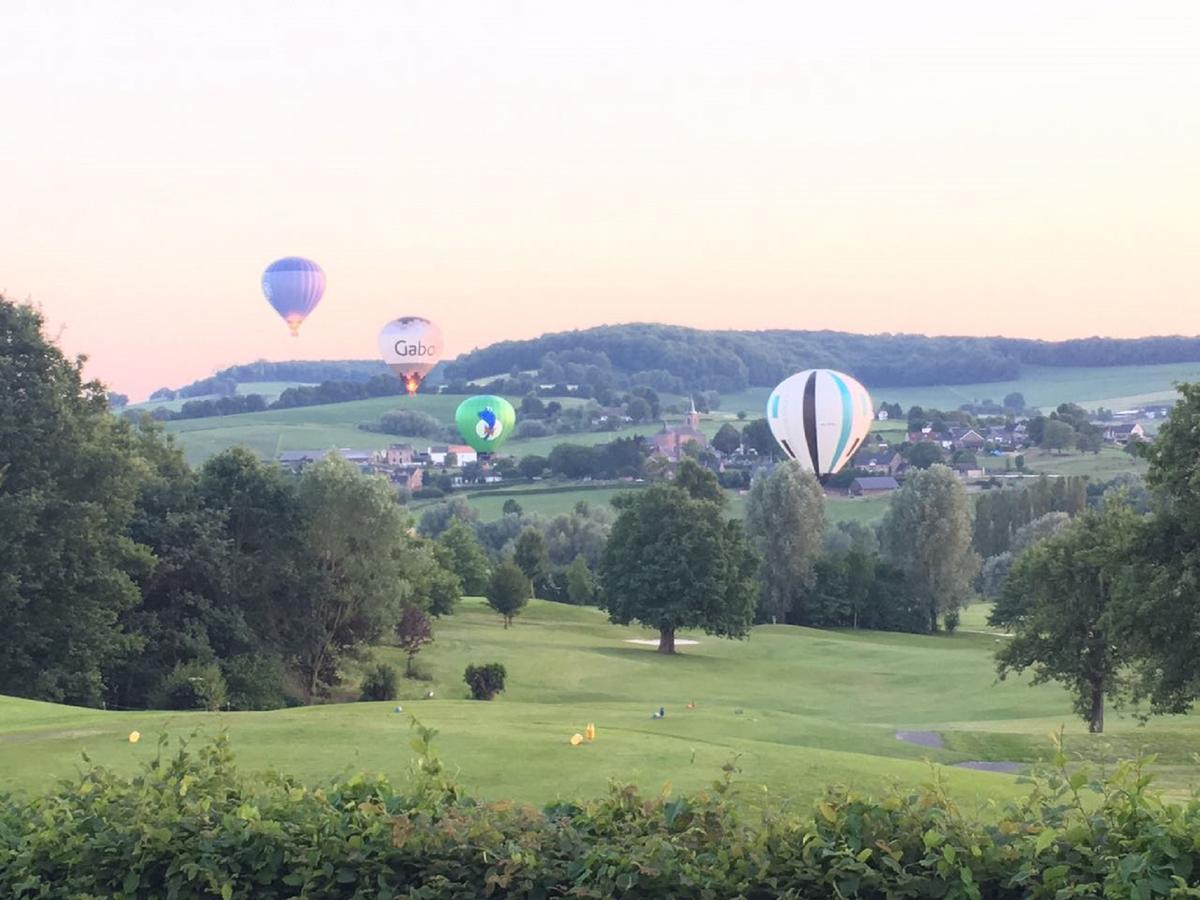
[2,725,1199,898]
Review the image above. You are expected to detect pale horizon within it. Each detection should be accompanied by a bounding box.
[4,1,1198,399]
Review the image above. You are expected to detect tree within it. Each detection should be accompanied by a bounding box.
[417,497,478,538]
[600,481,757,654]
[513,527,550,592]
[464,662,506,700]
[880,465,979,632]
[741,418,776,456]
[486,562,530,628]
[673,458,724,504]
[1003,392,1026,411]
[436,519,491,595]
[744,462,826,622]
[291,456,416,700]
[565,554,597,605]
[395,605,434,677]
[906,441,944,469]
[518,455,549,480]
[1041,419,1076,454]
[712,423,742,456]
[0,298,150,706]
[625,396,651,423]
[502,498,523,516]
[991,500,1140,733]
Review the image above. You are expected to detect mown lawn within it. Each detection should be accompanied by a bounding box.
[4,600,1197,807]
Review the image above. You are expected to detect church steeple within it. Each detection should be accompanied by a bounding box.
[687,395,700,430]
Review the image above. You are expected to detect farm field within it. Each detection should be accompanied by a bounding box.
[3,599,1197,809]
[978,447,1148,480]
[720,361,1200,417]
[422,481,891,526]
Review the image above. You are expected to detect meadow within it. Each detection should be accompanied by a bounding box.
[719,361,1200,417]
[3,599,1198,810]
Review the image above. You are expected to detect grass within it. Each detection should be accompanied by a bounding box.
[4,599,1197,808]
[720,361,1200,416]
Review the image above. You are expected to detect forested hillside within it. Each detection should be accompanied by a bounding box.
[158,324,1200,399]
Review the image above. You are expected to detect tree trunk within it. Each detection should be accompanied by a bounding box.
[503,615,510,630]
[1088,685,1104,733]
[929,603,938,634]
[658,625,676,654]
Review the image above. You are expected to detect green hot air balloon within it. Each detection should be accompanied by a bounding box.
[455,395,516,454]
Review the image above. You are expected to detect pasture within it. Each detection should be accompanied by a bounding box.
[719,361,1200,417]
[3,599,1198,809]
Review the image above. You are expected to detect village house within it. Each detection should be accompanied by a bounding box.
[277,448,379,473]
[1104,422,1146,445]
[651,398,709,462]
[948,427,986,451]
[386,443,415,465]
[848,476,900,497]
[850,448,904,476]
[427,444,478,465]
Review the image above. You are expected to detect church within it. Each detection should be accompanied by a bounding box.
[650,398,709,462]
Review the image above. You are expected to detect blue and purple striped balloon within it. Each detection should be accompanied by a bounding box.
[262,257,326,336]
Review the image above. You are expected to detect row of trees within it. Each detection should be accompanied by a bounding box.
[1,299,460,710]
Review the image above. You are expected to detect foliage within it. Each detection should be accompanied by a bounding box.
[435,519,491,595]
[291,455,421,700]
[360,408,448,438]
[5,730,1200,897]
[0,298,150,706]
[151,661,229,711]
[359,662,399,701]
[486,562,530,628]
[972,475,1088,557]
[881,465,980,632]
[463,662,507,700]
[745,462,826,622]
[564,554,597,605]
[395,606,434,677]
[417,497,478,538]
[711,423,742,455]
[1041,418,1077,453]
[905,441,944,469]
[600,473,757,653]
[513,527,550,590]
[220,654,286,711]
[992,500,1141,732]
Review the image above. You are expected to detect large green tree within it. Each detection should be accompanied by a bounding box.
[436,519,491,595]
[991,500,1140,733]
[291,456,419,700]
[600,471,757,654]
[880,465,979,632]
[0,299,150,705]
[744,461,825,623]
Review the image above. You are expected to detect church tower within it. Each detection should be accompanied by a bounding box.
[687,396,700,430]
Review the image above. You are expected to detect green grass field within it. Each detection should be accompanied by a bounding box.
[720,361,1200,417]
[3,599,1197,809]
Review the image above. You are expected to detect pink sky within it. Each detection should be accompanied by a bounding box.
[3,1,1199,399]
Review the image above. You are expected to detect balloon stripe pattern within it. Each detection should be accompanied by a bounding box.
[767,369,873,477]
[262,257,326,336]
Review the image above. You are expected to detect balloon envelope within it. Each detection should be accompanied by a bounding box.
[379,317,444,395]
[262,257,325,336]
[455,395,516,453]
[766,369,873,476]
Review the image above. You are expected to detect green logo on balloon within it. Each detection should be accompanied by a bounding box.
[454,395,516,454]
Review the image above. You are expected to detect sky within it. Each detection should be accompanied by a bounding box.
[3,1,1199,399]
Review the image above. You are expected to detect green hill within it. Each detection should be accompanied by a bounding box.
[3,599,1197,807]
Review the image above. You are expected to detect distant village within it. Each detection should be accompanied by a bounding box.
[275,397,1162,501]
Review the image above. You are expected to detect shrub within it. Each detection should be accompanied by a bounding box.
[359,663,398,701]
[464,662,506,700]
[150,661,228,711]
[2,729,1200,897]
[221,654,286,710]
[412,486,445,499]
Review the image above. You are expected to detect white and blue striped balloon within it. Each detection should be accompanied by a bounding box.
[766,369,873,477]
[262,257,326,336]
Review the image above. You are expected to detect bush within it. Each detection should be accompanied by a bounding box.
[3,729,1200,898]
[359,663,398,701]
[463,662,506,700]
[150,661,228,711]
[221,654,286,710]
[412,486,445,499]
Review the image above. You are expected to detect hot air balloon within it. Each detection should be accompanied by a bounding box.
[262,257,325,336]
[379,317,444,395]
[766,369,873,477]
[455,395,516,454]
